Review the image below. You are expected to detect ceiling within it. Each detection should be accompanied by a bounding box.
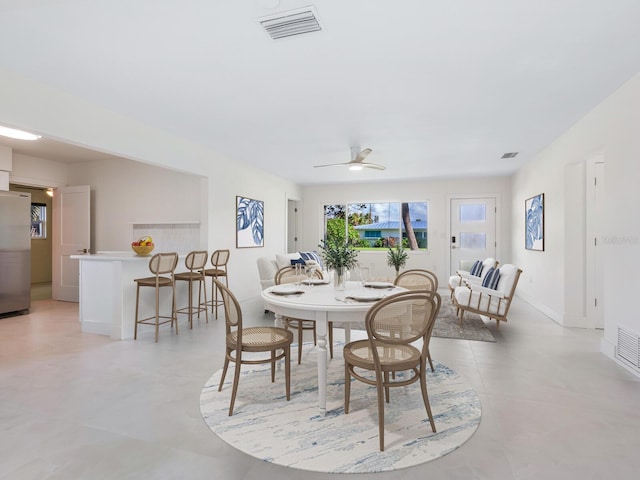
[1,0,639,185]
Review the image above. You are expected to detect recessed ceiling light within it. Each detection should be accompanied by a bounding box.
[501,152,519,159]
[0,126,42,141]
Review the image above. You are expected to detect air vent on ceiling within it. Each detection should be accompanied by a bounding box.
[259,6,322,40]
[501,152,519,159]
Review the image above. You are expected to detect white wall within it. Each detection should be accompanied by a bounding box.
[65,157,205,252]
[0,68,302,302]
[302,176,512,286]
[512,72,640,362]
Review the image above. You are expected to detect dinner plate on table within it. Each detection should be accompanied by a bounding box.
[363,281,394,289]
[345,293,386,302]
[305,278,330,286]
[270,285,305,295]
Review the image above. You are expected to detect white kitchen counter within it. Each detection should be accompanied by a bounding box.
[72,252,190,340]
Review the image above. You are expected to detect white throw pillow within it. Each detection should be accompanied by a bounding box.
[275,252,302,269]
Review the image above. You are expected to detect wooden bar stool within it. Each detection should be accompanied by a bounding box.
[203,249,230,319]
[134,252,179,342]
[175,250,209,329]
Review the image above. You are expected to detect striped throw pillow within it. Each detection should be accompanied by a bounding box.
[482,267,501,290]
[470,260,483,277]
[299,251,323,269]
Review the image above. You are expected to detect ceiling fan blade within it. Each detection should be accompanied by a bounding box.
[354,148,373,163]
[313,162,349,168]
[362,162,386,170]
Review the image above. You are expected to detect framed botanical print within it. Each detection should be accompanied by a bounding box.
[236,196,264,248]
[525,193,544,251]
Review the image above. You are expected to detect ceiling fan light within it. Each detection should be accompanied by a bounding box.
[349,164,363,171]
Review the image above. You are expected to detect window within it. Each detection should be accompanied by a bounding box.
[31,203,47,239]
[323,201,428,251]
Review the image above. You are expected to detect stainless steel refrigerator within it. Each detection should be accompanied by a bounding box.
[0,190,31,316]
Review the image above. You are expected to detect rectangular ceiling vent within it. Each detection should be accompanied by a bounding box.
[259,6,322,40]
[617,324,640,371]
[501,152,519,159]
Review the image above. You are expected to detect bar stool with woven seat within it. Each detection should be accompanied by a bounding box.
[175,250,209,329]
[203,249,230,319]
[134,252,179,342]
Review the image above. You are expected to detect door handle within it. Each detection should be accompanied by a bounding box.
[77,248,89,253]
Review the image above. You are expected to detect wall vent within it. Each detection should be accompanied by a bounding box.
[501,152,519,159]
[617,324,640,371]
[259,6,322,40]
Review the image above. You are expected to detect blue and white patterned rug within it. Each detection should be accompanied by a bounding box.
[200,346,481,474]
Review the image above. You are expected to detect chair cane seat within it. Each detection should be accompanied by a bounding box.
[227,326,293,352]
[344,340,421,373]
[134,276,174,288]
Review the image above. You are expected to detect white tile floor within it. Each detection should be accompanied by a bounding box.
[1,294,640,479]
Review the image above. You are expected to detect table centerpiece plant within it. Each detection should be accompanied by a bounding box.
[387,244,408,277]
[318,237,359,291]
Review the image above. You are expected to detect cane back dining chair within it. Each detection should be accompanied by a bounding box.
[215,279,293,416]
[394,269,439,292]
[174,250,209,329]
[203,249,230,319]
[343,289,441,451]
[394,269,440,371]
[134,252,179,342]
[274,265,334,364]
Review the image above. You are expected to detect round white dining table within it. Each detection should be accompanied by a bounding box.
[261,280,404,413]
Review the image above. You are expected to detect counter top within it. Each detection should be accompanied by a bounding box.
[71,252,167,261]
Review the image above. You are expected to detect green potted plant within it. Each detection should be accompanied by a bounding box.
[387,244,408,277]
[318,237,359,290]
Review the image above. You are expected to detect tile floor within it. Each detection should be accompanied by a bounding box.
[1,294,640,479]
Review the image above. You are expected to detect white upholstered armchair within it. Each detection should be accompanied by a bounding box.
[452,263,522,328]
[448,257,498,297]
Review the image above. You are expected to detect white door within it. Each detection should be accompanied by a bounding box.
[52,185,90,302]
[450,197,497,275]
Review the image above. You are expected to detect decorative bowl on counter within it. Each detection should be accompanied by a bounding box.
[131,235,154,256]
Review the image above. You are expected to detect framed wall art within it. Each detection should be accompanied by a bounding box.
[525,193,544,251]
[236,196,264,248]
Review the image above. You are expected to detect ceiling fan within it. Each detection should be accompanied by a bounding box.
[314,146,385,171]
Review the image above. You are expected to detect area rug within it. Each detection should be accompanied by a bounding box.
[200,346,481,474]
[432,303,496,342]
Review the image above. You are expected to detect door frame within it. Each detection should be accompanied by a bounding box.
[447,193,502,277]
[586,155,605,329]
[286,194,301,253]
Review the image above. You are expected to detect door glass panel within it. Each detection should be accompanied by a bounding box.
[460,232,486,249]
[459,204,486,222]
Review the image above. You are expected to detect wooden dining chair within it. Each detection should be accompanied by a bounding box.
[394,268,439,371]
[343,289,441,451]
[215,279,293,416]
[274,265,333,364]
